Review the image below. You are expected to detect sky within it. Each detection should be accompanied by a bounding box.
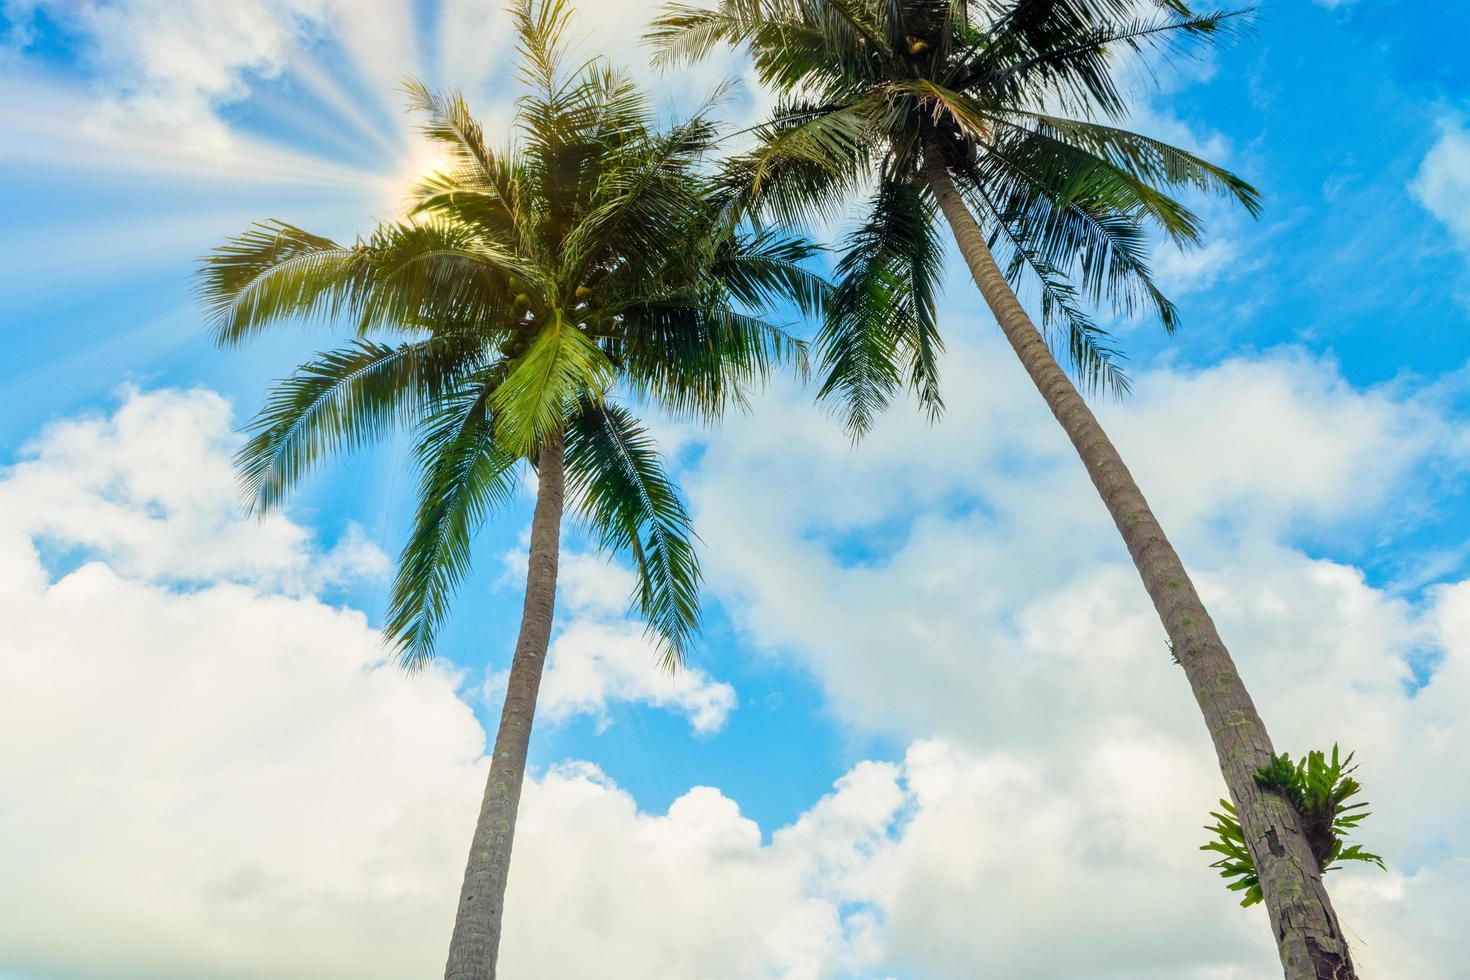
[2,1,1470,978]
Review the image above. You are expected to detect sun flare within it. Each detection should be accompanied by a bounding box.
[377,139,458,219]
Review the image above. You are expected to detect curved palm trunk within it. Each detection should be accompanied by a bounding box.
[924,160,1355,980]
[444,434,565,980]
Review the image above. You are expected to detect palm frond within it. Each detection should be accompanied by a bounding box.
[650,1,894,89]
[403,78,535,255]
[565,399,701,666]
[511,0,579,97]
[818,177,946,437]
[964,134,1182,328]
[557,110,716,286]
[199,221,375,345]
[983,201,1133,397]
[961,7,1252,120]
[238,335,487,512]
[712,227,831,316]
[385,379,521,668]
[491,312,615,455]
[997,110,1261,215]
[716,102,875,226]
[366,217,537,328]
[616,300,808,421]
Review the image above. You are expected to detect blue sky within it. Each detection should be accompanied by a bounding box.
[3,2,1470,978]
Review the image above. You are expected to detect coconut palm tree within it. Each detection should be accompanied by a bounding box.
[650,2,1357,976]
[197,3,823,976]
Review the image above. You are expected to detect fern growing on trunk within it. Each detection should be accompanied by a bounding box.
[1203,745,1386,907]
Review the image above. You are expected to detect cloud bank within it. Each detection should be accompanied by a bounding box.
[6,342,1470,979]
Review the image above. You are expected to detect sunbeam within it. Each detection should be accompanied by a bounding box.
[317,0,426,129]
[273,51,409,161]
[0,76,386,191]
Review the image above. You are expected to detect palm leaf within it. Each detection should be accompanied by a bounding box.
[385,380,521,668]
[565,399,701,665]
[238,335,487,512]
[818,176,946,437]
[491,312,615,455]
[199,221,376,344]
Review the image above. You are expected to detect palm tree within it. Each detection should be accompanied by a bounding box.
[650,2,1357,977]
[197,3,824,976]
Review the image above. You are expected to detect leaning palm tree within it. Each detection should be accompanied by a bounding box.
[650,2,1356,977]
[198,3,822,976]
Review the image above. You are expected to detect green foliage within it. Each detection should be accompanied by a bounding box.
[818,179,946,436]
[565,401,700,667]
[1202,746,1386,907]
[387,380,521,669]
[490,312,615,456]
[199,0,823,668]
[1201,799,1261,905]
[650,0,1261,433]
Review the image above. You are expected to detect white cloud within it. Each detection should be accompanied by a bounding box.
[1153,236,1242,295]
[11,0,422,148]
[503,700,1470,979]
[1,0,775,246]
[5,363,1470,979]
[679,336,1455,742]
[664,331,1470,975]
[0,384,387,593]
[0,387,481,979]
[1413,118,1470,249]
[0,387,728,979]
[18,0,324,149]
[535,618,738,734]
[9,0,757,163]
[489,549,738,734]
[499,758,900,979]
[0,2,416,223]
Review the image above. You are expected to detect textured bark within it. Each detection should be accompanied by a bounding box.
[443,434,565,980]
[924,159,1355,980]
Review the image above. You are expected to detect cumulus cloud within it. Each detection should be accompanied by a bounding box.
[487,549,738,734]
[14,0,315,148]
[5,359,1470,979]
[1413,118,1470,250]
[0,387,480,979]
[0,387,730,979]
[500,682,1470,980]
[669,332,1470,976]
[679,335,1456,741]
[10,0,422,148]
[498,758,899,979]
[0,384,387,593]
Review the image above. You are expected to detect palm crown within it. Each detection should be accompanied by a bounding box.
[651,0,1261,434]
[198,0,824,668]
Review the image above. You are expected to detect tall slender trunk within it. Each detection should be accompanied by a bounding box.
[443,434,565,980]
[924,159,1356,980]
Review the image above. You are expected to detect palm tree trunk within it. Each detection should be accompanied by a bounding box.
[923,159,1356,980]
[443,434,565,980]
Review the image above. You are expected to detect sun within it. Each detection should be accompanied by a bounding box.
[379,139,458,219]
